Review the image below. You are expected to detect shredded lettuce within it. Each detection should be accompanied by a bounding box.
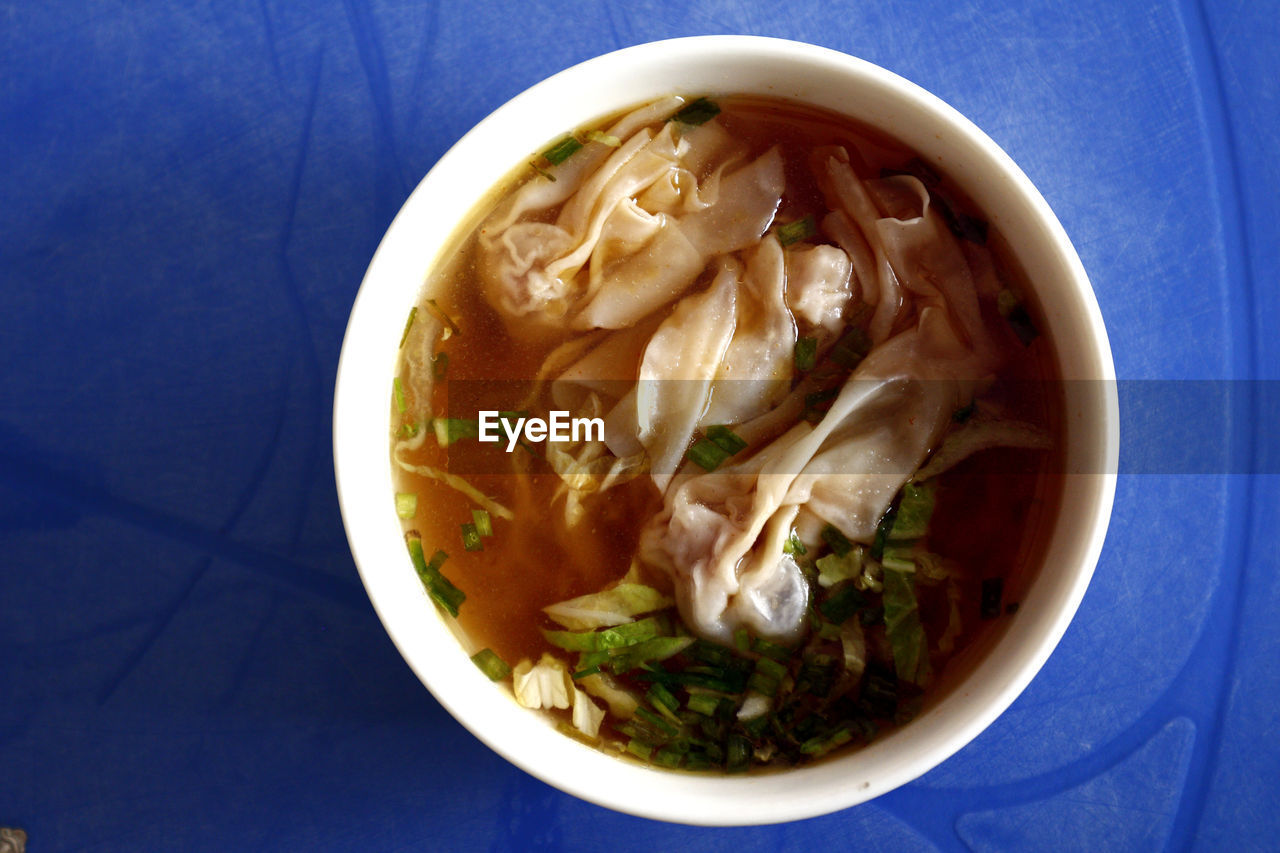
[542,583,672,631]
[883,568,931,688]
[512,653,572,710]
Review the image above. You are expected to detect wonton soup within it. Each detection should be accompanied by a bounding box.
[390,95,1061,772]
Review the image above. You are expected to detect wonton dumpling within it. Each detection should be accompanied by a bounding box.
[478,99,785,336]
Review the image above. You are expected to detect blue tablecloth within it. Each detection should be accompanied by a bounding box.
[3,2,1277,849]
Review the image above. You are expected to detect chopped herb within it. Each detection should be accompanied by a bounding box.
[635,707,680,738]
[800,726,853,757]
[424,298,460,338]
[672,97,721,126]
[586,129,621,147]
[1005,305,1040,345]
[952,401,975,423]
[776,215,817,246]
[432,417,480,446]
[470,648,510,681]
[395,492,418,519]
[751,637,792,662]
[646,684,681,716]
[397,421,422,439]
[541,135,584,166]
[794,336,818,372]
[460,522,483,552]
[399,306,418,348]
[626,738,654,762]
[654,745,685,769]
[687,439,730,471]
[733,628,750,653]
[997,289,1039,345]
[431,351,449,379]
[981,577,1004,619]
[392,376,407,414]
[831,327,871,369]
[471,509,493,538]
[686,693,721,716]
[530,162,556,182]
[821,524,854,557]
[755,656,787,682]
[747,670,780,696]
[883,568,930,687]
[783,531,807,556]
[726,734,751,772]
[819,582,866,624]
[406,535,465,617]
[804,386,840,410]
[705,425,748,455]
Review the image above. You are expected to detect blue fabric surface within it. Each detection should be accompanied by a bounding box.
[2,1,1276,849]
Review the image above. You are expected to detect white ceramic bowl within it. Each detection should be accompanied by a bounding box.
[334,35,1118,826]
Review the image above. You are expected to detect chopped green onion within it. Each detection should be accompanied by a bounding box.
[726,734,751,772]
[705,425,748,455]
[397,421,422,439]
[392,376,407,414]
[981,577,1005,619]
[776,215,816,247]
[424,298,461,337]
[754,656,787,682]
[470,648,510,681]
[821,524,854,557]
[431,351,449,380]
[819,583,866,624]
[783,531,807,556]
[733,628,750,653]
[398,306,418,348]
[432,417,480,447]
[471,509,493,538]
[687,439,731,472]
[654,745,687,768]
[406,535,465,617]
[997,289,1039,345]
[686,693,721,716]
[647,684,680,716]
[635,707,680,738]
[751,637,791,663]
[672,97,721,126]
[608,636,696,673]
[794,336,818,371]
[460,522,483,552]
[800,726,853,757]
[530,162,556,182]
[625,738,654,762]
[1006,305,1040,345]
[395,492,418,519]
[935,196,989,244]
[541,135,584,166]
[831,327,871,369]
[586,129,621,147]
[747,671,780,696]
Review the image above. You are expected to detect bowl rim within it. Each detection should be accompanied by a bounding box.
[334,34,1119,826]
